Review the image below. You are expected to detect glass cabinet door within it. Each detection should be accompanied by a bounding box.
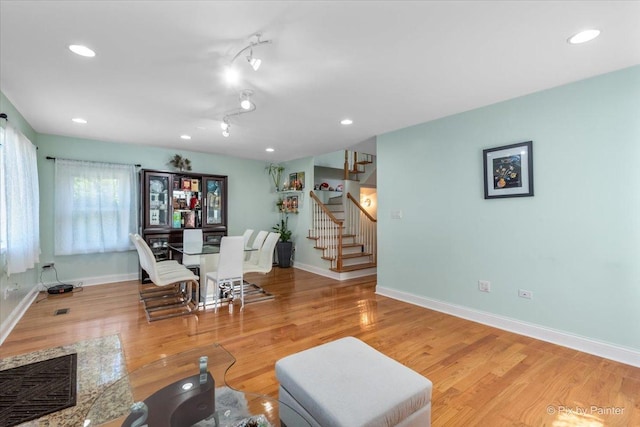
[204,177,225,225]
[146,173,171,229]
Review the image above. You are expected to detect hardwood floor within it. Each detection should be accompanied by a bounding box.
[1,267,638,426]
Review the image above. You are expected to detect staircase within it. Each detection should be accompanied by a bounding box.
[344,151,374,182]
[308,191,376,273]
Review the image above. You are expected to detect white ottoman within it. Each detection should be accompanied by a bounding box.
[275,337,432,427]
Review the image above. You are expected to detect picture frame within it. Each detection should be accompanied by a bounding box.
[483,141,533,199]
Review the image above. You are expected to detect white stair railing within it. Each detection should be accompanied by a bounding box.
[309,191,343,270]
[346,193,377,264]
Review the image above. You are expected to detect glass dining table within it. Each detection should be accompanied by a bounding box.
[168,243,255,306]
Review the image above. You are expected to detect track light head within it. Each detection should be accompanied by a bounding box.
[239,90,253,110]
[231,33,271,71]
[248,56,261,71]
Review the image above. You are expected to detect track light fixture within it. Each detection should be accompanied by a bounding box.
[221,118,230,137]
[220,91,257,137]
[231,33,271,71]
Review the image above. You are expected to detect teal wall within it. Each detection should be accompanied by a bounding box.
[36,134,277,285]
[279,157,317,268]
[0,92,36,142]
[377,65,640,351]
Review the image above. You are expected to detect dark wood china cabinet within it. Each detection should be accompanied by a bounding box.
[139,169,228,282]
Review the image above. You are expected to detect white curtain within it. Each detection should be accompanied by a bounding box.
[0,124,40,275]
[54,159,137,255]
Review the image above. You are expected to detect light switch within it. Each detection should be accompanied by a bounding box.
[391,210,403,219]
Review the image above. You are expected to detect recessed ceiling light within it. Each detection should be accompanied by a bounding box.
[340,118,353,125]
[68,44,96,57]
[180,135,191,140]
[72,117,87,124]
[266,148,275,152]
[567,29,600,44]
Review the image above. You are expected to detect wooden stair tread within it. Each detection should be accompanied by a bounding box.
[331,262,377,272]
[341,242,363,248]
[321,252,372,261]
[341,252,372,259]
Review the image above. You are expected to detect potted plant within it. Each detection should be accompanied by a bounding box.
[266,163,285,191]
[272,215,293,268]
[168,154,192,171]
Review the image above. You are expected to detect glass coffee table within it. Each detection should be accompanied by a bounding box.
[83,343,310,427]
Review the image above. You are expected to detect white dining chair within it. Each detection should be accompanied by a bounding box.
[242,229,254,247]
[245,230,268,264]
[130,234,199,321]
[182,229,203,274]
[243,232,280,275]
[204,236,245,312]
[130,234,181,273]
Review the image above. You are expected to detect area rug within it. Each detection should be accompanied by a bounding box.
[0,354,77,426]
[194,386,272,427]
[0,335,127,426]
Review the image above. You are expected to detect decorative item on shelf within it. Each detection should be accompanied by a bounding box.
[168,154,192,172]
[266,163,285,191]
[189,193,199,209]
[287,172,305,191]
[278,195,300,214]
[181,178,192,191]
[172,212,182,228]
[273,214,293,268]
[183,211,196,228]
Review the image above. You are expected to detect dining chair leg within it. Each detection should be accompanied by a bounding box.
[240,279,245,311]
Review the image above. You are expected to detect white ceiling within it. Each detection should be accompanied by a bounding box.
[1,1,639,162]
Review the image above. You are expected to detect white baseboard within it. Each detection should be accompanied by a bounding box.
[376,286,640,368]
[0,287,38,346]
[293,262,376,281]
[40,272,139,290]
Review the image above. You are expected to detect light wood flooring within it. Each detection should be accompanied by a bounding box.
[1,268,638,426]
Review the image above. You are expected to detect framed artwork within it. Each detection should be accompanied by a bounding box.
[483,141,533,199]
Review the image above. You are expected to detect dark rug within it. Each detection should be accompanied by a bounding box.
[0,353,77,427]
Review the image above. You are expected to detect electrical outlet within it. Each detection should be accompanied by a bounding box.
[478,280,491,292]
[518,289,533,299]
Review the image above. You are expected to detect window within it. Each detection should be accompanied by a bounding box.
[0,124,40,275]
[54,159,138,255]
